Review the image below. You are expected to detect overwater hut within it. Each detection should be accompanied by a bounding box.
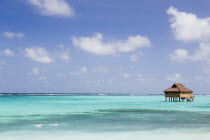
[164,83,194,102]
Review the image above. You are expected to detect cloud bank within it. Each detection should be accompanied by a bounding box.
[72,33,151,55]
[1,49,14,57]
[167,6,210,42]
[2,32,25,39]
[166,73,183,82]
[27,0,74,17]
[70,66,88,76]
[168,7,210,64]
[24,47,53,63]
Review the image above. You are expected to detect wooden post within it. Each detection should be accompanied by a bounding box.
[179,97,180,102]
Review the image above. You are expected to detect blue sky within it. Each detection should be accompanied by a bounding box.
[1,0,210,94]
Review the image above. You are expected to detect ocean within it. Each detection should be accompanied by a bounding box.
[0,95,210,140]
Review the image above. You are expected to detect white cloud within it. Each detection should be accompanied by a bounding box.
[167,6,210,42]
[1,49,14,57]
[166,73,182,82]
[28,67,48,84]
[59,52,71,62]
[119,72,150,82]
[170,49,190,62]
[72,33,151,55]
[39,76,47,81]
[27,0,74,17]
[24,47,53,63]
[192,43,210,62]
[57,46,71,62]
[129,52,143,62]
[2,32,25,39]
[70,66,88,76]
[168,7,210,64]
[136,73,144,81]
[130,54,139,62]
[29,67,41,75]
[171,43,210,63]
[120,72,132,78]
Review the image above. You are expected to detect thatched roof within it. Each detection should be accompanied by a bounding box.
[164,83,193,93]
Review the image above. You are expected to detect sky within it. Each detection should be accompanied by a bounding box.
[1,0,210,94]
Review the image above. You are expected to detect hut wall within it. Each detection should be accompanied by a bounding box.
[180,93,192,98]
[165,93,180,97]
[165,92,192,98]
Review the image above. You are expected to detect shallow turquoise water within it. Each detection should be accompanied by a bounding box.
[0,95,210,139]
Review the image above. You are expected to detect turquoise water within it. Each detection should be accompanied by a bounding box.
[1,95,210,140]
